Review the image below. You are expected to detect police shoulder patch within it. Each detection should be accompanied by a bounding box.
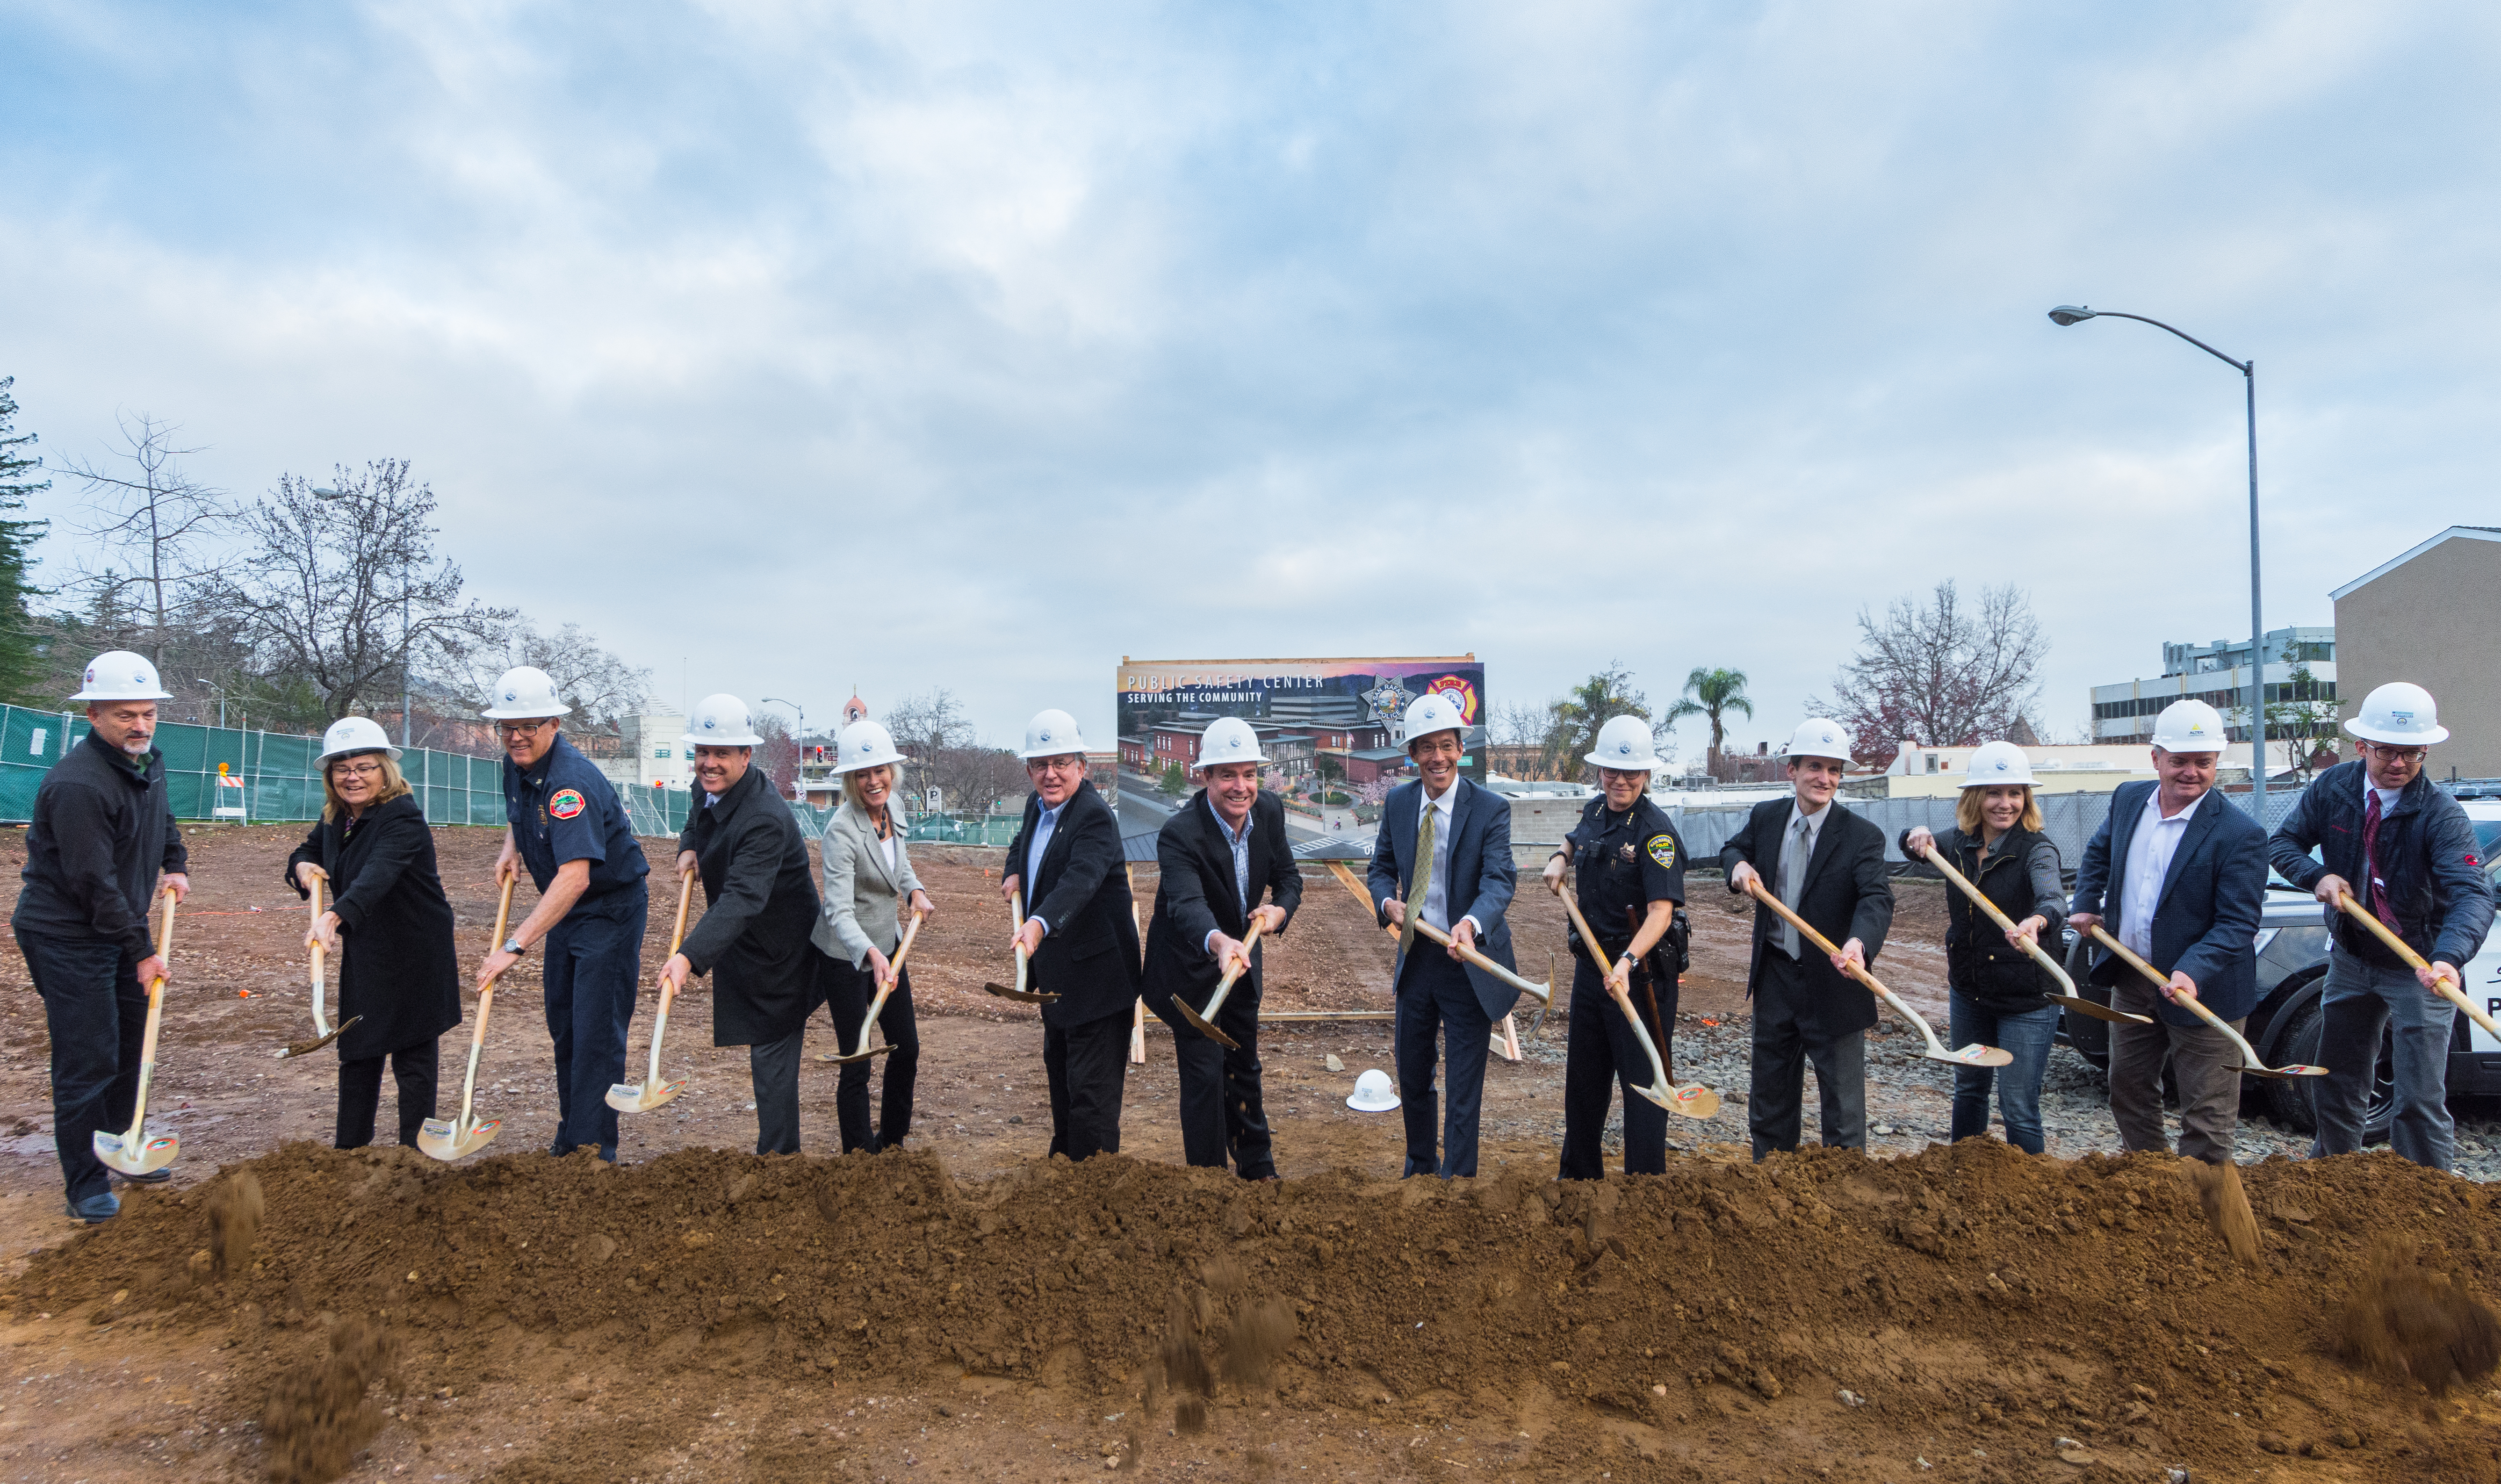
[1646,832,1678,869]
[549,788,587,820]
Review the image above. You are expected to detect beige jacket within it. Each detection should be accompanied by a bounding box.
[813,800,925,966]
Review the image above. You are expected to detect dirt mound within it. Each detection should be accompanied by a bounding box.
[10,1140,2501,1481]
[2336,1240,2501,1397]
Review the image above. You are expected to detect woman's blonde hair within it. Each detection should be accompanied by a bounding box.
[323,751,413,823]
[841,763,900,816]
[1955,782,2042,836]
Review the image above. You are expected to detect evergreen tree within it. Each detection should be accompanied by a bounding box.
[0,379,52,705]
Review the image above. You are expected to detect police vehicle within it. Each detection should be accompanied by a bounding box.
[2057,792,2501,1142]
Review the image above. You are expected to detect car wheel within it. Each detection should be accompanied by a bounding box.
[2266,989,2394,1144]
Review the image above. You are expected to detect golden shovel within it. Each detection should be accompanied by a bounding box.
[2330,891,2501,1041]
[607,865,698,1112]
[93,889,181,1178]
[281,870,362,1058]
[1744,878,2012,1068]
[1172,919,1265,1051]
[1914,843,2150,1027]
[418,873,519,1161]
[2087,925,2326,1080]
[981,889,1059,1004]
[1552,874,1720,1118]
[829,909,923,1065]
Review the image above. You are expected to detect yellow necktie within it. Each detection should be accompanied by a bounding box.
[1400,800,1438,957]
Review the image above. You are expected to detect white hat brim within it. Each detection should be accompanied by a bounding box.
[2343,717,2450,745]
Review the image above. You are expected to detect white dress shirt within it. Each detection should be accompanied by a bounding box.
[2119,786,2207,958]
[1417,782,1483,937]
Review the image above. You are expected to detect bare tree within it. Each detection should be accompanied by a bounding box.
[1813,580,2046,770]
[59,413,236,670]
[754,712,801,798]
[938,746,1027,821]
[883,689,975,762]
[209,462,514,725]
[456,617,652,730]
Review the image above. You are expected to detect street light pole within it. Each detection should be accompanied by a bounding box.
[194,677,228,730]
[2047,306,2270,824]
[312,483,413,748]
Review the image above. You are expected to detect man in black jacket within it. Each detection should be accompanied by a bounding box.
[1002,709,1141,1161]
[12,652,190,1222]
[1142,718,1303,1179]
[1721,718,1893,1161]
[659,695,828,1157]
[2268,683,2494,1170]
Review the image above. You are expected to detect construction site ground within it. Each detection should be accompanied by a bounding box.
[2,822,2498,1483]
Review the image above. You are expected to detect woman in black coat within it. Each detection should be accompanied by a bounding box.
[286,718,463,1149]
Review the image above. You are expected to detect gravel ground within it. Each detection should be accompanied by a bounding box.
[1527,1011,2501,1181]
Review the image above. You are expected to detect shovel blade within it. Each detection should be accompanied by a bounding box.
[1928,1043,2015,1068]
[1174,1000,1240,1050]
[2233,1063,2327,1081]
[982,982,1060,1004]
[281,1014,361,1059]
[416,1116,501,1162]
[2047,994,2151,1027]
[92,1130,178,1176]
[605,1078,687,1113]
[826,1043,899,1066]
[1665,1083,1722,1120]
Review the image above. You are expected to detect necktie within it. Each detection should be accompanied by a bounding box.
[1777,814,1811,957]
[1401,799,1438,958]
[2362,791,2403,933]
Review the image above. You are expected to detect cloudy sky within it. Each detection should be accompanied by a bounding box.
[6,2,2497,756]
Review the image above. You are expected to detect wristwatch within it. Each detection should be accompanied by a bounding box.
[501,936,528,957]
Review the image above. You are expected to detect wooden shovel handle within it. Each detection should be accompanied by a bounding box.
[2086,923,2231,1029]
[1740,877,1890,998]
[1213,916,1266,994]
[2332,892,2501,1040]
[1917,843,2078,997]
[883,909,927,987]
[1326,858,1548,1004]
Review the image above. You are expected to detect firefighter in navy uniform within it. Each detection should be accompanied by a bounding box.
[473,665,652,1162]
[1542,715,1688,1180]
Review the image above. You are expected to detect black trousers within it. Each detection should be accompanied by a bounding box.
[1395,949,1492,1179]
[1153,979,1273,1178]
[337,1040,440,1149]
[822,958,920,1154]
[1559,957,1677,1180]
[1748,949,1867,1161]
[16,930,146,1203]
[1043,1009,1129,1162]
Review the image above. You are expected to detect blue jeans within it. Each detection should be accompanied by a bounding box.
[16,930,146,1203]
[1947,994,2057,1154]
[2309,945,2454,1170]
[541,886,647,1161]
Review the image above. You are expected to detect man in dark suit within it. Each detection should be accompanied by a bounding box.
[1722,718,1893,1161]
[1002,709,1141,1162]
[2069,699,2268,1166]
[1142,718,1304,1179]
[1365,692,1518,1179]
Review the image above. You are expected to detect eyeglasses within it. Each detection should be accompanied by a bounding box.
[2362,743,2429,763]
[334,761,386,778]
[496,720,555,739]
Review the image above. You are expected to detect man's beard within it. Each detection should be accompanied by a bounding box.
[117,735,150,756]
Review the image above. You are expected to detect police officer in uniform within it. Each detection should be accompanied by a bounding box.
[1541,715,1687,1180]
[474,665,651,1161]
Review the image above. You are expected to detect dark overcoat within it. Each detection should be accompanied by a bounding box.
[677,765,826,1046]
[284,792,463,1059]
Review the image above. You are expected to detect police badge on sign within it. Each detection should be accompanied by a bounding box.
[1646,832,1677,869]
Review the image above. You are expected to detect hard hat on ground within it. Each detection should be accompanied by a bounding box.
[481,666,572,720]
[316,716,402,768]
[1019,709,1087,760]
[1403,692,1466,750]
[71,651,173,703]
[682,694,764,748]
[2150,699,2226,753]
[1960,740,2035,789]
[1585,714,1661,771]
[1783,718,1852,764]
[1346,1068,1400,1112]
[2344,682,2449,746]
[836,719,907,773]
[1195,717,1267,770]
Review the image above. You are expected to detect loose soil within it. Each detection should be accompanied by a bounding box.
[3,824,2499,1481]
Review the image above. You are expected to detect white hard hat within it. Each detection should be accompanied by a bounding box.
[683,693,765,748]
[2150,699,2226,753]
[315,715,402,768]
[480,665,572,720]
[1195,716,1267,770]
[2344,681,2449,746]
[1019,708,1087,760]
[1345,1068,1400,1112]
[1585,714,1660,771]
[70,650,173,703]
[1783,717,1852,764]
[1403,692,1466,749]
[1960,739,2035,789]
[836,719,907,773]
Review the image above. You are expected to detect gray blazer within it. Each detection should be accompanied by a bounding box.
[812,800,926,966]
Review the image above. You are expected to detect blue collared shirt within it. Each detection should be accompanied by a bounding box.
[1023,798,1066,936]
[1204,793,1252,956]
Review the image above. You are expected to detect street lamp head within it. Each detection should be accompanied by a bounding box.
[2047,305,2097,327]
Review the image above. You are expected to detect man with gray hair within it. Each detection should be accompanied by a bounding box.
[12,651,190,1223]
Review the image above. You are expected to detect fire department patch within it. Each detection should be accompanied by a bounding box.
[1646,832,1677,869]
[549,788,586,820]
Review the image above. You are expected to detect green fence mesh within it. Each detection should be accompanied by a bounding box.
[0,705,691,835]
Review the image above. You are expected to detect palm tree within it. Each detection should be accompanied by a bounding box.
[1665,667,1753,776]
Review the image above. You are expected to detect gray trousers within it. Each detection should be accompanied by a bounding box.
[1749,951,1867,1160]
[2107,976,2242,1164]
[2309,945,2454,1170]
[750,1027,807,1156]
